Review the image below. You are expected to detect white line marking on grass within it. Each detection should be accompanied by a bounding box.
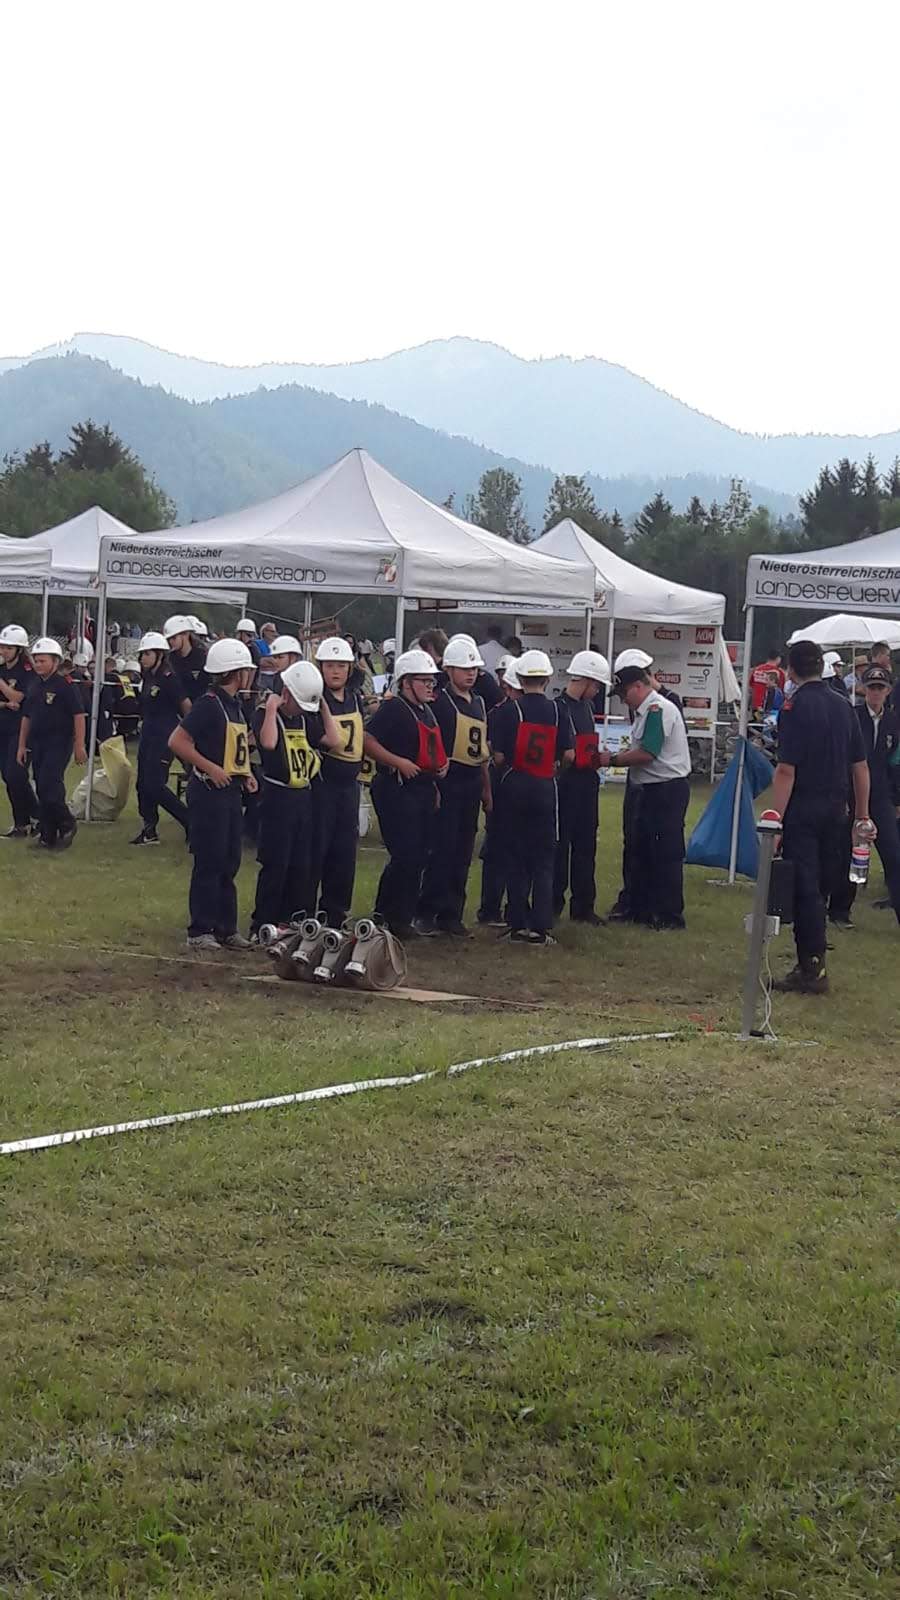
[0,1034,677,1157]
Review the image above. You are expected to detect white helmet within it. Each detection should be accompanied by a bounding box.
[281,659,324,711]
[205,638,253,675]
[496,653,514,675]
[235,617,257,635]
[138,632,170,654]
[270,635,303,657]
[822,650,843,678]
[503,661,521,691]
[163,614,194,640]
[567,649,611,685]
[72,650,93,669]
[0,624,29,648]
[382,638,396,656]
[443,636,484,669]
[191,618,209,638]
[32,637,63,659]
[123,658,141,675]
[74,637,94,662]
[614,647,653,673]
[315,636,355,663]
[394,648,439,679]
[516,649,553,679]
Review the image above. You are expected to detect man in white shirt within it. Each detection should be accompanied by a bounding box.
[597,664,692,928]
[478,626,507,678]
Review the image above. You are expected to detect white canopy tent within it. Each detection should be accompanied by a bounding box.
[732,525,900,878]
[85,449,595,816]
[0,536,53,590]
[785,613,900,649]
[532,520,726,626]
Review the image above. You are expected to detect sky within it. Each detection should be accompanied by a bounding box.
[5,0,900,436]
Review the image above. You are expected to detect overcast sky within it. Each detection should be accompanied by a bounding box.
[5,0,899,435]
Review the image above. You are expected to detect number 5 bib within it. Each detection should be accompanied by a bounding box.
[511,702,558,778]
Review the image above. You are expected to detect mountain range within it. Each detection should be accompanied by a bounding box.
[3,332,900,496]
[0,355,798,527]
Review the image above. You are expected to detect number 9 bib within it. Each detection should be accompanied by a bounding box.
[451,709,488,767]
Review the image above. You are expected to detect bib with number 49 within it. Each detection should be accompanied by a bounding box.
[283,725,321,789]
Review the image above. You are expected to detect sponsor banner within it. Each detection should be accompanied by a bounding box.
[746,555,900,614]
[517,617,721,732]
[98,537,401,593]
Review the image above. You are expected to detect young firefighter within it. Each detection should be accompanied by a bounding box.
[488,649,574,944]
[168,638,258,950]
[164,615,207,705]
[554,650,611,925]
[249,660,341,941]
[364,648,449,938]
[596,663,692,930]
[16,637,87,850]
[0,625,38,837]
[131,631,190,845]
[418,635,491,935]
[312,636,366,927]
[478,659,521,926]
[266,636,303,694]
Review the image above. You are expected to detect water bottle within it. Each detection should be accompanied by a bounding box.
[849,842,870,885]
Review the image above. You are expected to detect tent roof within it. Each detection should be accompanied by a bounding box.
[97,450,596,607]
[23,506,246,605]
[531,520,726,625]
[0,536,52,576]
[746,524,900,615]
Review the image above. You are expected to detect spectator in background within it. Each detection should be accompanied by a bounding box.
[503,635,523,658]
[258,623,276,657]
[750,649,785,713]
[479,624,506,676]
[762,671,784,716]
[823,651,849,697]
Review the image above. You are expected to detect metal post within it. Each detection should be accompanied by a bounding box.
[84,583,108,823]
[303,593,313,659]
[40,585,49,635]
[394,594,405,656]
[583,605,592,648]
[739,819,780,1038]
[603,610,615,732]
[728,605,755,882]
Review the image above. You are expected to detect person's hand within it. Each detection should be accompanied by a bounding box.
[395,758,420,781]
[74,744,87,766]
[436,761,450,779]
[482,790,493,816]
[207,764,231,788]
[596,748,612,768]
[854,816,877,843]
[244,773,258,795]
[16,747,26,767]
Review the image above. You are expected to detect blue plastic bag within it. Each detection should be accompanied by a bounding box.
[686,738,772,879]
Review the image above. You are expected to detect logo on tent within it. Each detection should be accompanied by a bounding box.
[376,558,399,586]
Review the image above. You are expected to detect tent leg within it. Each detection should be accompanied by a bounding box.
[303,593,313,659]
[728,605,755,883]
[583,606,592,648]
[603,613,615,731]
[394,595,405,656]
[40,585,49,635]
[85,584,107,823]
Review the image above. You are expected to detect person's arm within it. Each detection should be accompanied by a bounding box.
[597,704,660,769]
[0,677,24,707]
[318,698,342,753]
[769,761,796,819]
[480,762,492,812]
[168,724,230,787]
[363,731,419,781]
[851,760,873,835]
[16,715,30,764]
[72,712,87,764]
[258,695,281,751]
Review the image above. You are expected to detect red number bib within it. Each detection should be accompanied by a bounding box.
[574,730,600,770]
[512,719,556,778]
[416,718,447,774]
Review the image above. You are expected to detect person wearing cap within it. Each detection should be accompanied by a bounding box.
[131,632,191,846]
[308,637,367,928]
[767,638,871,994]
[554,650,611,925]
[364,649,449,938]
[488,650,575,945]
[16,638,87,850]
[235,618,262,669]
[0,625,38,837]
[168,639,259,951]
[249,660,341,941]
[477,659,521,927]
[827,664,900,928]
[418,635,492,936]
[596,661,692,930]
[164,615,208,704]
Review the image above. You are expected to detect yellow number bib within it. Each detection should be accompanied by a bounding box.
[331,710,364,763]
[223,718,251,777]
[283,726,321,789]
[451,708,488,767]
[358,754,375,787]
[118,675,136,699]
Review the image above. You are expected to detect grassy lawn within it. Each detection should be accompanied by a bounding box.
[0,771,896,1598]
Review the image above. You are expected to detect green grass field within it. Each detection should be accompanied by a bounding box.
[0,771,896,1599]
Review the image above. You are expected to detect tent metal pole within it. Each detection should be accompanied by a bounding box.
[583,606,592,649]
[40,585,49,635]
[727,605,755,883]
[84,583,108,823]
[603,611,615,732]
[303,593,313,659]
[394,594,405,656]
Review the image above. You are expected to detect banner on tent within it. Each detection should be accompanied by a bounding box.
[517,617,721,730]
[747,555,900,614]
[98,538,401,594]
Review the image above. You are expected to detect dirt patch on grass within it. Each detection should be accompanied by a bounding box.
[387,1296,488,1327]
